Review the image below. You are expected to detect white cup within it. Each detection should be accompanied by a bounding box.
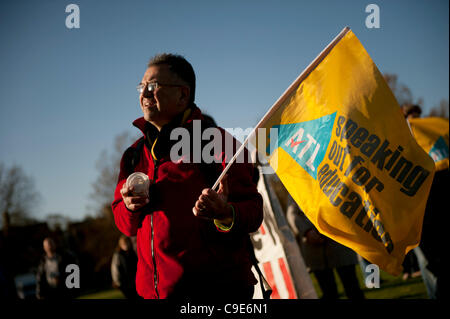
[126,172,150,197]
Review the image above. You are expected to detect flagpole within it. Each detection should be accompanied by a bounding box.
[212,26,351,191]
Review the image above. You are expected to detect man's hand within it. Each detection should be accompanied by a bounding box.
[193,175,233,225]
[120,184,149,211]
[304,228,325,245]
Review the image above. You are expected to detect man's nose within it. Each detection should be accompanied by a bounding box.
[142,86,154,98]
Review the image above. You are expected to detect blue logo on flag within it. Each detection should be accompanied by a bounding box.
[268,112,336,179]
[429,136,449,163]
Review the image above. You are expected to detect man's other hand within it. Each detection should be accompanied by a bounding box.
[193,175,233,225]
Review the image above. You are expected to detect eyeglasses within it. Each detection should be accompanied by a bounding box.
[136,82,186,94]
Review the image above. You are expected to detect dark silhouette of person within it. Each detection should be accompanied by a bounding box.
[111,235,138,299]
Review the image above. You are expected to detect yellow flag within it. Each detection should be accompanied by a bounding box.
[408,117,449,172]
[256,28,435,275]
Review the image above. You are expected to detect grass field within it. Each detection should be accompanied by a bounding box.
[310,267,428,299]
[79,266,428,299]
[78,288,125,299]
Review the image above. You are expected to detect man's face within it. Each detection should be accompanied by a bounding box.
[43,239,55,256]
[119,237,130,251]
[139,64,189,130]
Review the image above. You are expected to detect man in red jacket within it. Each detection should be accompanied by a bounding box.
[112,53,263,300]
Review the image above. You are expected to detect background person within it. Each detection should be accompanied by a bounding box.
[402,104,449,299]
[402,103,445,299]
[401,103,422,120]
[286,195,365,299]
[35,237,70,299]
[111,235,138,299]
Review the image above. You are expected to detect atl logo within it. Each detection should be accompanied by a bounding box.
[270,112,336,179]
[429,136,449,163]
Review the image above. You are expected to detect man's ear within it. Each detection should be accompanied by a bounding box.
[179,86,191,105]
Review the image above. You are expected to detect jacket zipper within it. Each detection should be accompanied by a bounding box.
[151,160,159,299]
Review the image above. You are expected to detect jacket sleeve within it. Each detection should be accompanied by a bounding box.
[111,150,143,237]
[35,258,45,299]
[218,128,263,234]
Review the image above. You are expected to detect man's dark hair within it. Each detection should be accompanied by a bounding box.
[401,103,422,118]
[148,53,196,104]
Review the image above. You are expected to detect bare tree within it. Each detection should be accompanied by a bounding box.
[383,73,423,107]
[88,131,138,219]
[428,99,449,119]
[0,163,41,235]
[46,213,71,231]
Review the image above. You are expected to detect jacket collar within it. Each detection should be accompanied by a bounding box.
[132,104,204,161]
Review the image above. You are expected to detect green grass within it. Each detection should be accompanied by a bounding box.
[78,266,429,299]
[77,288,125,299]
[310,266,429,299]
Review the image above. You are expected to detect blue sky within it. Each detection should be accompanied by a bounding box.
[0,0,448,221]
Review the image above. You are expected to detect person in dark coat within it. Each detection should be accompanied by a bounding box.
[111,235,138,299]
[286,195,364,299]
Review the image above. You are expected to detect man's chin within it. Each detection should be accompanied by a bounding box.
[143,110,156,122]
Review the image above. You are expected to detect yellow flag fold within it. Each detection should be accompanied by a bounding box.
[408,117,449,172]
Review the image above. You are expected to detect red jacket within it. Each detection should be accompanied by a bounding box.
[112,106,263,299]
